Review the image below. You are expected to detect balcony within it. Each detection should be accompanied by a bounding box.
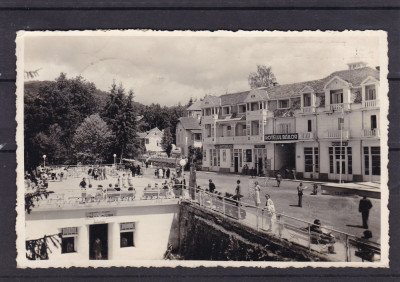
[362,129,380,138]
[363,100,379,108]
[326,130,350,139]
[215,135,252,144]
[203,136,215,144]
[298,132,314,140]
[329,103,350,112]
[301,106,316,114]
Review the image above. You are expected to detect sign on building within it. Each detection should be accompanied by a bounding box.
[264,133,298,141]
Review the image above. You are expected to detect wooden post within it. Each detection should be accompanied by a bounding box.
[308,223,311,251]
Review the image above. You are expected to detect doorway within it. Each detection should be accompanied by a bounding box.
[257,158,263,176]
[89,223,108,260]
[234,157,239,173]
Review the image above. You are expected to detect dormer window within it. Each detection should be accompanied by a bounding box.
[222,106,230,115]
[238,104,246,113]
[365,85,376,100]
[278,99,289,109]
[250,102,259,111]
[330,90,343,104]
[303,93,312,107]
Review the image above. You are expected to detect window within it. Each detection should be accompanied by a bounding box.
[231,149,234,167]
[329,147,334,173]
[210,149,213,166]
[61,227,78,254]
[279,123,291,134]
[347,147,352,174]
[223,107,230,115]
[203,150,207,163]
[238,105,246,113]
[304,147,313,172]
[371,115,377,130]
[217,149,220,166]
[120,222,135,248]
[222,150,226,162]
[246,149,252,162]
[364,146,380,176]
[365,85,376,100]
[303,93,312,107]
[250,102,259,111]
[314,147,319,173]
[251,121,260,136]
[330,89,343,104]
[338,118,344,130]
[364,147,370,175]
[371,147,380,176]
[145,139,149,144]
[307,120,312,132]
[278,99,289,109]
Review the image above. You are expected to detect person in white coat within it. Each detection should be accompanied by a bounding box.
[263,194,276,232]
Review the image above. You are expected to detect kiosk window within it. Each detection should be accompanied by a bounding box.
[120,222,135,248]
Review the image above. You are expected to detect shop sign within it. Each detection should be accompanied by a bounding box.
[332,141,348,146]
[215,144,233,149]
[86,210,116,218]
[264,133,298,141]
[254,144,266,148]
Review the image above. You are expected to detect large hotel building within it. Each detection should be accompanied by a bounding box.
[201,61,381,182]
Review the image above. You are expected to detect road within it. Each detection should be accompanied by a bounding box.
[193,170,381,243]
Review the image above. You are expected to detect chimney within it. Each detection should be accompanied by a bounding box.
[376,66,380,71]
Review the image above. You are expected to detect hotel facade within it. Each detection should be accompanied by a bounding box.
[201,62,381,182]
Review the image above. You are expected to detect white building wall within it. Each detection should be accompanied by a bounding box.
[25,204,179,262]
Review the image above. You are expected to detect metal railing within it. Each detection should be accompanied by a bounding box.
[185,186,381,262]
[362,128,380,138]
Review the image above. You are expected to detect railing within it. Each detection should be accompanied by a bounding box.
[31,184,184,210]
[326,130,349,139]
[215,135,250,144]
[299,132,314,140]
[203,136,215,144]
[362,129,380,138]
[329,103,350,112]
[185,186,381,262]
[302,106,315,113]
[363,100,379,108]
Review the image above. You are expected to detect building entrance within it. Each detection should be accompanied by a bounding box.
[274,143,296,176]
[89,223,108,260]
[234,157,239,173]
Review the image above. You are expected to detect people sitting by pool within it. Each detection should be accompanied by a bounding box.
[88,184,92,189]
[163,181,169,189]
[154,183,159,189]
[127,174,133,186]
[79,178,87,188]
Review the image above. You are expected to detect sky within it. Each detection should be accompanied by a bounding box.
[23,31,382,106]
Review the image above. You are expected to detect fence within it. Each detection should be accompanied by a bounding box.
[187,186,381,263]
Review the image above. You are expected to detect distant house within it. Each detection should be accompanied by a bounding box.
[186,100,202,121]
[137,127,165,156]
[176,117,202,157]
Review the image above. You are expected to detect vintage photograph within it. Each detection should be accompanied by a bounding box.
[16,30,389,268]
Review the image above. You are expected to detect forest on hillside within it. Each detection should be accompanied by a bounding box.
[24,73,191,170]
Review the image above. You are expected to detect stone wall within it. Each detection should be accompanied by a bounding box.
[175,202,328,261]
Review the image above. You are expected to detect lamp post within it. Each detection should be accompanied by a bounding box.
[43,155,46,168]
[113,154,117,167]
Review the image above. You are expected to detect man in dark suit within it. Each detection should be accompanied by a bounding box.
[359,196,373,228]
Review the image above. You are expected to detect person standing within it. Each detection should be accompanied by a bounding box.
[209,179,216,193]
[166,168,170,179]
[254,181,261,208]
[235,180,242,204]
[297,182,308,207]
[312,183,318,195]
[359,196,373,229]
[93,238,102,260]
[263,194,276,231]
[159,167,163,179]
[276,172,282,187]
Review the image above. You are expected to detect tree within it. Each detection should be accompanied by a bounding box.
[161,127,173,157]
[73,114,113,164]
[102,82,138,162]
[24,73,101,168]
[248,65,277,89]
